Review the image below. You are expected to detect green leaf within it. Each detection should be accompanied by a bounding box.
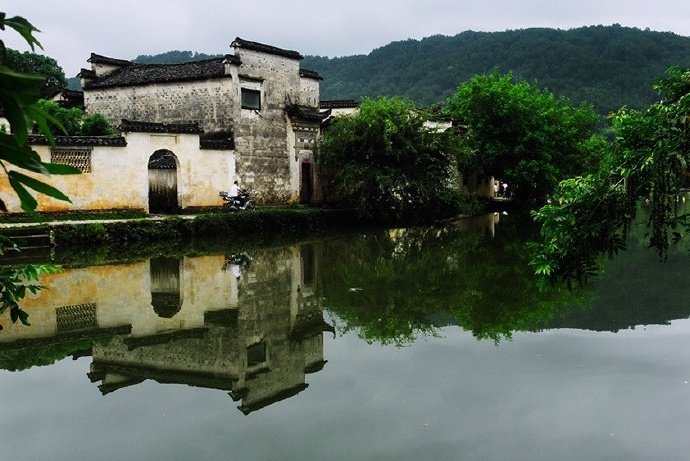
[17,308,30,326]
[2,16,42,51]
[0,133,48,173]
[9,170,72,202]
[8,174,37,212]
[43,161,81,175]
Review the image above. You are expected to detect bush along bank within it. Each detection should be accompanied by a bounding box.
[50,208,369,248]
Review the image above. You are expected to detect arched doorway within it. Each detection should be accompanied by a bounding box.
[300,158,313,204]
[148,150,179,213]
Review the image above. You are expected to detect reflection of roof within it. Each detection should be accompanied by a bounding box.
[204,309,239,326]
[122,327,208,350]
[0,325,132,351]
[90,361,238,395]
[304,359,328,374]
[232,37,303,60]
[289,315,335,341]
[237,383,309,415]
[84,56,237,89]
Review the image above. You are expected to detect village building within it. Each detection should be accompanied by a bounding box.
[0,38,330,214]
[81,37,329,206]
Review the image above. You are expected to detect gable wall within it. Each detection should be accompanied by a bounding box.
[85,78,236,132]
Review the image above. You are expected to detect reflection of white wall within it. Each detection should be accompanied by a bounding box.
[0,255,239,342]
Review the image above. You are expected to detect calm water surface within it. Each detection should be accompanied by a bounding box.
[1,213,689,461]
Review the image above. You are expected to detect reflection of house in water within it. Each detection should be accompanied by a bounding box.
[453,212,502,238]
[0,245,332,414]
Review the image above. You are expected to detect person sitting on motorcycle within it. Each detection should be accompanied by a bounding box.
[230,180,241,200]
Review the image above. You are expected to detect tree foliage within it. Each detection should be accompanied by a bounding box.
[37,99,115,136]
[445,72,603,203]
[133,50,222,65]
[319,97,475,220]
[0,12,80,328]
[303,25,690,115]
[530,66,690,286]
[0,15,80,214]
[3,48,65,98]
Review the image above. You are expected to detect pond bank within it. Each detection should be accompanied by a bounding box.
[0,208,379,254]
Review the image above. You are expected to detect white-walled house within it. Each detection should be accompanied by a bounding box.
[79,38,329,206]
[0,38,332,214]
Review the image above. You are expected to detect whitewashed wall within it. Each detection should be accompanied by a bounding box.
[0,132,235,213]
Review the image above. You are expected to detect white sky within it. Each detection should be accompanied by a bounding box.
[3,0,690,77]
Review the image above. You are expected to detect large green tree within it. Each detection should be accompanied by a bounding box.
[530,66,690,286]
[445,72,603,203]
[3,48,65,98]
[319,96,475,221]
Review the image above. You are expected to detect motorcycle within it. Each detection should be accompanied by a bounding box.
[220,190,256,211]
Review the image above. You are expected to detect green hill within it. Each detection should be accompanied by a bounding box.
[68,26,690,115]
[303,25,690,114]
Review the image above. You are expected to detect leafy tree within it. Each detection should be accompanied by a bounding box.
[0,12,80,327]
[36,100,115,136]
[3,48,65,98]
[319,96,474,220]
[446,72,603,203]
[304,26,690,114]
[530,66,690,286]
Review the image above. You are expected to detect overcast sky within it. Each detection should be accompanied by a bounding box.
[4,0,690,77]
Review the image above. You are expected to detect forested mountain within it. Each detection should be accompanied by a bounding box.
[303,25,690,114]
[67,26,690,115]
[132,50,222,64]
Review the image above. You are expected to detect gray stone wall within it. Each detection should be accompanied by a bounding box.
[85,79,236,132]
[83,46,320,205]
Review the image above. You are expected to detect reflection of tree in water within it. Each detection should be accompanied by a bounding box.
[321,214,593,345]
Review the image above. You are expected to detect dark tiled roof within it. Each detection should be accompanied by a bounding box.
[285,104,331,123]
[78,68,96,79]
[28,134,127,147]
[200,131,235,150]
[232,37,303,60]
[299,68,322,80]
[53,88,84,109]
[320,99,360,109]
[84,56,238,89]
[88,53,134,67]
[119,119,203,134]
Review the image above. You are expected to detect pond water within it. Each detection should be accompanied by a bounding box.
[1,212,690,461]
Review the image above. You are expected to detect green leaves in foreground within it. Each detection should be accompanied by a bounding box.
[0,264,61,326]
[0,12,80,213]
[0,12,76,329]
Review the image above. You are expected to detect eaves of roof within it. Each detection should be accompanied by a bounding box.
[232,37,303,60]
